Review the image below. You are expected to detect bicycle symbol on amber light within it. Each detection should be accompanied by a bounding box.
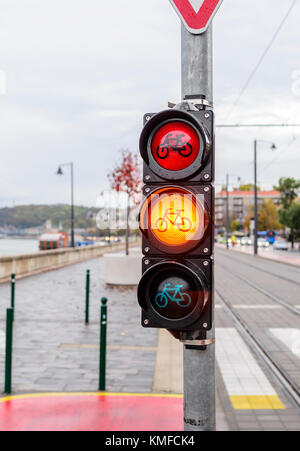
[155,208,192,233]
[155,284,192,309]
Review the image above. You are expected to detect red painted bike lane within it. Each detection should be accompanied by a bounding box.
[0,393,183,432]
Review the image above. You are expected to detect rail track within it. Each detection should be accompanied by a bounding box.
[217,260,300,317]
[217,247,300,288]
[216,288,300,411]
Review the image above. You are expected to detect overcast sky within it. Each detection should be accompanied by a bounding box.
[0,0,299,207]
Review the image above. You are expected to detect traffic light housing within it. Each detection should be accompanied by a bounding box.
[140,107,214,183]
[138,100,214,337]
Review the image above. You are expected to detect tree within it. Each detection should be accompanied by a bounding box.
[258,200,282,232]
[286,203,300,242]
[243,200,281,232]
[274,177,300,210]
[230,219,240,233]
[109,150,142,255]
[274,177,300,247]
[239,184,260,192]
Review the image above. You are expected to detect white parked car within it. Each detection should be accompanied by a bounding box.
[257,238,270,248]
[241,237,252,246]
[273,240,289,251]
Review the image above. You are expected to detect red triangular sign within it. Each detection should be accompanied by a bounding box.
[170,0,223,34]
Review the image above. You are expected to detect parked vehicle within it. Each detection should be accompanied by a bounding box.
[273,239,289,251]
[257,238,270,248]
[241,237,252,246]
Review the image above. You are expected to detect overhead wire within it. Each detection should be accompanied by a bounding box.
[225,0,299,121]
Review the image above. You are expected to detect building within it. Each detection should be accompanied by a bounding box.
[215,190,281,231]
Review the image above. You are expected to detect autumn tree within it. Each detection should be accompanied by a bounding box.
[109,150,142,255]
[239,184,260,192]
[258,200,282,231]
[230,219,240,233]
[244,200,282,232]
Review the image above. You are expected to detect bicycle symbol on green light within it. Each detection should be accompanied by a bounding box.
[155,284,192,309]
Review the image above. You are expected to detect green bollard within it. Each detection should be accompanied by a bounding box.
[99,297,108,391]
[85,270,90,325]
[11,274,15,321]
[5,308,14,394]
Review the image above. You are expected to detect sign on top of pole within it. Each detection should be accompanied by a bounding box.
[169,0,223,34]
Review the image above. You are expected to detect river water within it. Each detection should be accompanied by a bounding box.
[0,239,39,257]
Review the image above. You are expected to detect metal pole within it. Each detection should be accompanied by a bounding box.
[5,308,14,394]
[254,140,258,255]
[85,270,90,325]
[181,23,216,432]
[99,297,107,391]
[226,174,230,250]
[71,162,75,248]
[11,273,15,321]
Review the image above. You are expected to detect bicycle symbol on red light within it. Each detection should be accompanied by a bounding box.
[156,133,193,159]
[155,209,192,233]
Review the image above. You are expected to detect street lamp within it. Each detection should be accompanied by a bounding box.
[254,140,276,255]
[226,174,241,249]
[57,162,75,248]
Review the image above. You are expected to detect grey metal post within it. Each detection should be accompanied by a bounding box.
[254,140,258,255]
[226,174,230,250]
[70,162,75,249]
[181,23,216,432]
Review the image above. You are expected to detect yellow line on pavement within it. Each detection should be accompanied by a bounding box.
[0,392,183,403]
[230,395,285,410]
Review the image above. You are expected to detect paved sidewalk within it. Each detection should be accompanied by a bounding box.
[1,251,298,431]
[216,243,300,267]
[0,256,157,393]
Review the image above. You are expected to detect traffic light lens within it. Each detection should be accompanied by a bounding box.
[151,121,200,171]
[149,269,199,320]
[140,187,207,250]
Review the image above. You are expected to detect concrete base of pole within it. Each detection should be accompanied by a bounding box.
[104,252,142,286]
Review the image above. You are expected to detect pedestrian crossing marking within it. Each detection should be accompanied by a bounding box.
[232,305,282,310]
[269,328,300,358]
[216,328,285,410]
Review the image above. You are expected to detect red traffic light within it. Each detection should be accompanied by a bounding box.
[140,109,212,182]
[151,121,200,171]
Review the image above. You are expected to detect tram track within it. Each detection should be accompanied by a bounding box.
[217,261,300,317]
[216,288,300,411]
[217,247,300,288]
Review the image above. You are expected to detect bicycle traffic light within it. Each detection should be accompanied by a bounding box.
[138,99,214,338]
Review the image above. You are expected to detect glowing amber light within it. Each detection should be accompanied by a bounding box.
[140,187,206,248]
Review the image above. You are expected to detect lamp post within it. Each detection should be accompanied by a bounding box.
[57,162,75,248]
[226,174,241,249]
[254,141,276,255]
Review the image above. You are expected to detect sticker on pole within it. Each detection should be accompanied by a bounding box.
[169,0,223,35]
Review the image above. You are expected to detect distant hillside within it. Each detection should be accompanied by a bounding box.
[0,205,98,230]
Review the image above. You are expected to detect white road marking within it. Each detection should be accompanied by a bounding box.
[269,328,300,358]
[232,305,283,310]
[216,328,277,396]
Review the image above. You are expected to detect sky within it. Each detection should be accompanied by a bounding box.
[0,0,299,207]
